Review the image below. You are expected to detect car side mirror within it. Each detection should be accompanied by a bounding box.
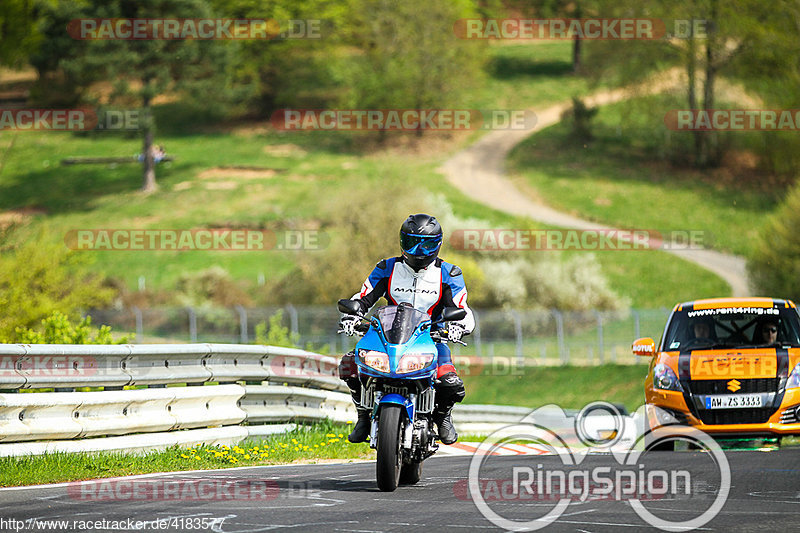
[338,298,362,316]
[632,337,656,357]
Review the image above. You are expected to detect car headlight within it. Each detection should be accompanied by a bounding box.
[397,353,435,374]
[359,349,389,373]
[653,363,683,392]
[787,362,800,390]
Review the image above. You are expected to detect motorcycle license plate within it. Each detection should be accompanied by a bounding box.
[704,394,762,409]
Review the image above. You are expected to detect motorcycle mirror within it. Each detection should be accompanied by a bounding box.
[438,307,467,323]
[337,298,362,316]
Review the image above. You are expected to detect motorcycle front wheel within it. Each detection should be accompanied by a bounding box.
[376,404,402,492]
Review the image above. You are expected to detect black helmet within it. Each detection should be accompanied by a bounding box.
[400,214,443,271]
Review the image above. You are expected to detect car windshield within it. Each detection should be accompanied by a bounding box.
[374,305,430,345]
[663,305,800,351]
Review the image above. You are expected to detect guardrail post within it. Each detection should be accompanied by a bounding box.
[285,304,299,337]
[187,307,197,343]
[552,310,566,364]
[595,311,604,364]
[235,305,248,344]
[632,309,640,339]
[512,310,524,366]
[132,306,144,343]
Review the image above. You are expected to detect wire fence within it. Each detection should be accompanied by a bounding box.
[88,306,671,366]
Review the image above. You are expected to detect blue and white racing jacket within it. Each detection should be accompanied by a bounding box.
[351,256,475,334]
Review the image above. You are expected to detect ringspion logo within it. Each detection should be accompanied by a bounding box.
[464,403,730,530]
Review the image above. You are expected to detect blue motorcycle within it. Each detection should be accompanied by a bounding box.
[337,299,466,492]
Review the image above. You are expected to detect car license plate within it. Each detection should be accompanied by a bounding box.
[704,394,762,409]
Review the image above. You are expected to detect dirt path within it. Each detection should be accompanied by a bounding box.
[439,77,749,297]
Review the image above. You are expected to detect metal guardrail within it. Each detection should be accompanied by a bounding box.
[0,343,539,456]
[0,344,346,391]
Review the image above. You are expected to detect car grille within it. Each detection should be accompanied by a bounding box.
[687,378,778,395]
[697,408,774,425]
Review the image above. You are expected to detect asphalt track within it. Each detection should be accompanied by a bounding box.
[0,448,798,532]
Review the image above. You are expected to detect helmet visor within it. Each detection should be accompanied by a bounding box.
[400,232,442,256]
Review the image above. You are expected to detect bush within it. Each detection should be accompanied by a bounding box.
[0,230,115,341]
[254,310,300,349]
[13,311,131,344]
[269,180,428,305]
[748,182,800,300]
[477,254,628,311]
[175,266,253,307]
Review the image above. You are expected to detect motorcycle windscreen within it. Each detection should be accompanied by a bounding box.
[375,305,429,344]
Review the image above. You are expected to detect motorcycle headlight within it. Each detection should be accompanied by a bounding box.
[787,362,800,390]
[397,352,435,374]
[653,363,683,392]
[359,349,389,373]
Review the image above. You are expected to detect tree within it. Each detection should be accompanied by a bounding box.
[585,0,795,168]
[28,0,94,106]
[69,0,235,192]
[209,0,351,114]
[0,0,43,67]
[523,0,601,73]
[342,0,486,138]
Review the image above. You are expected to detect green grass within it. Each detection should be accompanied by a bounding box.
[591,248,731,307]
[0,422,372,487]
[0,42,732,306]
[464,42,594,110]
[462,363,649,414]
[508,93,780,257]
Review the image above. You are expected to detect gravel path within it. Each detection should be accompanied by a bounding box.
[439,83,749,296]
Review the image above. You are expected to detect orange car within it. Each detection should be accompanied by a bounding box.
[633,297,800,444]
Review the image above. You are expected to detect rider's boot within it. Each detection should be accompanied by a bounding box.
[348,393,371,443]
[433,402,458,445]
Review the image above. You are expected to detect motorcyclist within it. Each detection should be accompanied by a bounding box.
[338,214,474,445]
